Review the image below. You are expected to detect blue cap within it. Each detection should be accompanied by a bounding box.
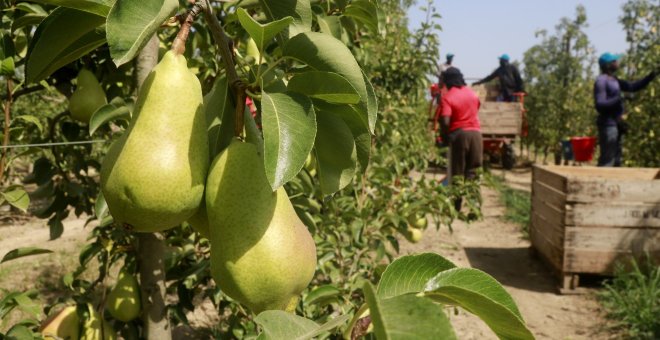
[499,54,510,61]
[447,53,454,58]
[598,52,622,67]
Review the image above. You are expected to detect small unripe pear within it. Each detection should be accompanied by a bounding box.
[106,270,141,322]
[40,305,79,340]
[69,69,107,123]
[404,226,423,243]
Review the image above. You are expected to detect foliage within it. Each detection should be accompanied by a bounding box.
[0,0,519,339]
[598,257,660,340]
[522,5,595,159]
[619,0,660,167]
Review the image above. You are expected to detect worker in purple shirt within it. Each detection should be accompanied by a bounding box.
[594,52,657,167]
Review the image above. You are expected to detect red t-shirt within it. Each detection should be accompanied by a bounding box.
[439,86,481,132]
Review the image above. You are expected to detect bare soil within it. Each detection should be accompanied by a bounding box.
[400,166,615,340]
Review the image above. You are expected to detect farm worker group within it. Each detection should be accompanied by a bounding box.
[593,52,658,167]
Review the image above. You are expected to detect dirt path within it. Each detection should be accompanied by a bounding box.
[400,168,613,340]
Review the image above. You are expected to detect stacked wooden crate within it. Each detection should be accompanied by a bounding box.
[478,102,522,136]
[530,165,660,293]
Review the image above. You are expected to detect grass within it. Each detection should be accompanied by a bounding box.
[486,174,531,237]
[598,258,660,340]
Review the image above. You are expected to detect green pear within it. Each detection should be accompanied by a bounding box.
[101,50,208,232]
[69,68,107,123]
[40,305,79,340]
[106,270,141,322]
[187,200,210,239]
[403,226,423,243]
[206,140,317,313]
[80,306,116,340]
[246,37,260,64]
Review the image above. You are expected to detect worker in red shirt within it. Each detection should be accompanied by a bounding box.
[438,67,482,210]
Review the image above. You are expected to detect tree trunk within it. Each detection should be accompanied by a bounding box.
[135,35,171,340]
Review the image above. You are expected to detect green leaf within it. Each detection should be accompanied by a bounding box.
[6,324,33,340]
[1,187,30,211]
[312,100,370,170]
[15,3,47,15]
[255,311,319,340]
[288,71,360,104]
[259,0,312,40]
[364,282,456,340]
[377,253,457,299]
[282,32,376,133]
[94,191,108,219]
[236,8,293,54]
[12,293,40,317]
[314,110,356,196]
[0,57,15,76]
[424,268,534,340]
[106,0,179,66]
[304,284,341,305]
[343,0,379,34]
[11,13,46,32]
[204,75,235,159]
[48,216,64,240]
[13,115,44,133]
[25,0,113,16]
[1,247,53,263]
[261,91,316,190]
[26,7,106,83]
[88,100,130,135]
[255,310,349,340]
[317,15,342,40]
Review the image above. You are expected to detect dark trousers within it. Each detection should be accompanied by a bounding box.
[449,130,483,210]
[597,125,621,167]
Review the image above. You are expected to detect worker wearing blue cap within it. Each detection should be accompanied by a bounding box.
[594,52,657,167]
[473,54,524,102]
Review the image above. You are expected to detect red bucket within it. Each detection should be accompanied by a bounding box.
[570,136,597,162]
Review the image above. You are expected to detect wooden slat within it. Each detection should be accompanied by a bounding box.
[566,178,660,204]
[565,203,660,228]
[565,226,660,252]
[532,198,564,228]
[543,165,659,180]
[564,248,660,274]
[533,165,566,193]
[530,215,564,272]
[533,181,566,209]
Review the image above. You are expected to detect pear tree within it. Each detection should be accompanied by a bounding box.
[0,0,533,339]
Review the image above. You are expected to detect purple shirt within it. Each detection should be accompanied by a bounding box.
[594,72,656,126]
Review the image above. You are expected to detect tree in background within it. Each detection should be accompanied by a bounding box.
[619,0,659,167]
[522,5,595,163]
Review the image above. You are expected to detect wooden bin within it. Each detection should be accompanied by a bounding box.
[530,165,660,293]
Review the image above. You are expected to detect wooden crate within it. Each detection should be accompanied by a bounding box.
[530,165,660,293]
[478,102,522,136]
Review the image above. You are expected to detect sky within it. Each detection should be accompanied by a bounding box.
[407,0,630,80]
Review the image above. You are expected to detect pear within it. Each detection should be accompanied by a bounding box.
[187,200,210,239]
[69,68,107,123]
[403,226,423,243]
[40,305,79,340]
[101,50,208,232]
[206,140,317,313]
[80,306,116,340]
[246,37,261,64]
[106,270,141,322]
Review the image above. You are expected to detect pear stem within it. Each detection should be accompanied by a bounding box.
[171,3,204,55]
[201,0,246,137]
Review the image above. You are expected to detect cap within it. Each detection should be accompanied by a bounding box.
[446,53,455,59]
[499,54,510,61]
[598,52,622,67]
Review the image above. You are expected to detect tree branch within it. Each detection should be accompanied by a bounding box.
[201,0,246,137]
[0,79,14,184]
[171,3,204,55]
